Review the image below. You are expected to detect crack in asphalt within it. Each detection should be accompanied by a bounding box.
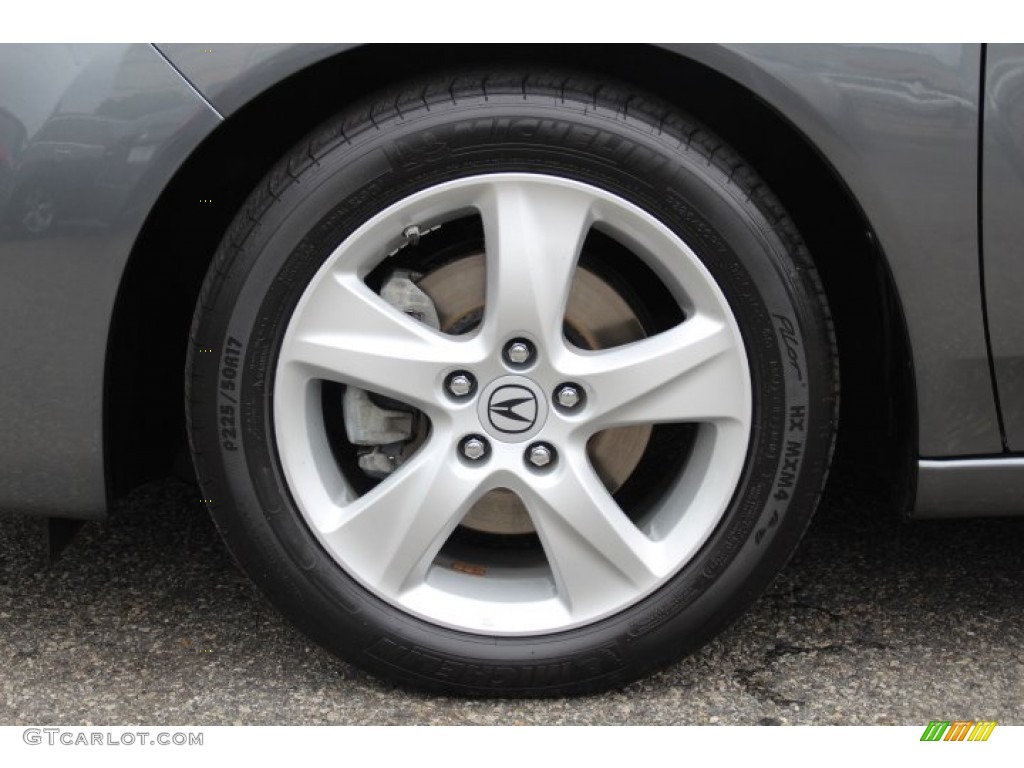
[734,639,894,709]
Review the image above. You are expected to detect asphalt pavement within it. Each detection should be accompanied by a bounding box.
[1,477,1022,725]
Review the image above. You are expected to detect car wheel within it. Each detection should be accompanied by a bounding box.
[17,186,56,234]
[186,69,838,695]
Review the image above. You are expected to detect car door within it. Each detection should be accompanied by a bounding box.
[982,43,1024,449]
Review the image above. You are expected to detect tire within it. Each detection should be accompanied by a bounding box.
[14,185,56,235]
[186,69,838,696]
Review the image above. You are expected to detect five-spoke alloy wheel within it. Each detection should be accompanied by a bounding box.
[274,174,752,635]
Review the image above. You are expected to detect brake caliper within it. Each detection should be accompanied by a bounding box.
[342,269,440,478]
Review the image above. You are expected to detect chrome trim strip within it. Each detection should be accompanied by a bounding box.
[913,458,1024,518]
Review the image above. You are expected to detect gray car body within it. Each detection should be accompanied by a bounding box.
[0,43,1020,520]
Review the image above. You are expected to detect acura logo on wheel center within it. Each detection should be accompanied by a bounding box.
[477,377,547,443]
[487,385,539,434]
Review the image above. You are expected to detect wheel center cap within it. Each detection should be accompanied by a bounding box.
[477,376,548,443]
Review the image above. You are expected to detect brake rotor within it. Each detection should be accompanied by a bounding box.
[417,254,652,535]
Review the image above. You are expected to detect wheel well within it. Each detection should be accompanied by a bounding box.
[106,44,916,510]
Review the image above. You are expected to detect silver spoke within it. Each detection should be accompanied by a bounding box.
[517,451,665,617]
[318,441,484,596]
[478,179,594,347]
[568,315,749,430]
[281,272,476,410]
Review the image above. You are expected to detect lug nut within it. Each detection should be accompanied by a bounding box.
[446,372,475,398]
[461,436,488,461]
[526,443,555,468]
[504,339,534,366]
[555,384,582,410]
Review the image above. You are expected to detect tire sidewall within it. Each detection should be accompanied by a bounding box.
[189,89,834,694]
